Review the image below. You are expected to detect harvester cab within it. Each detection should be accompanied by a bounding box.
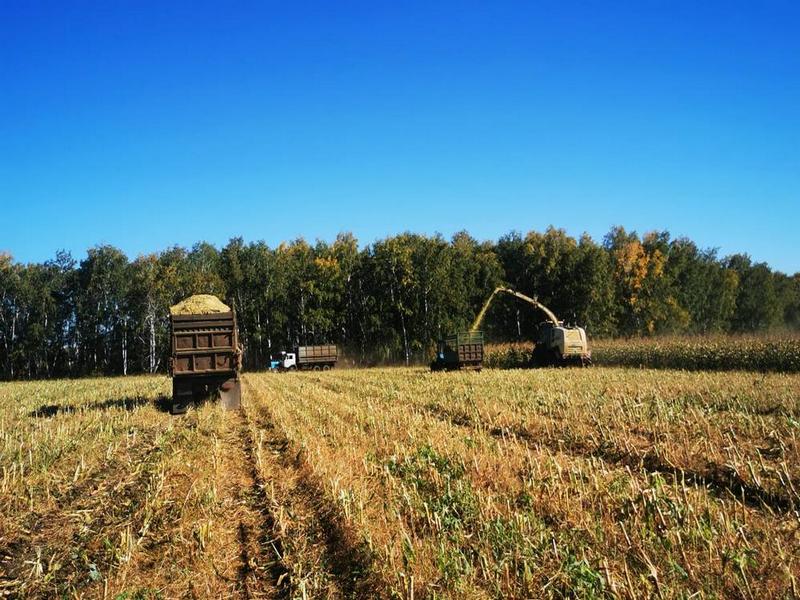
[269,351,294,371]
[279,352,297,370]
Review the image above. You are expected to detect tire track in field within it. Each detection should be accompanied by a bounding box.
[236,405,291,600]
[243,377,380,600]
[423,403,796,515]
[254,374,577,600]
[104,409,286,600]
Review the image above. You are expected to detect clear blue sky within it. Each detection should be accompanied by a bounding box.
[2,1,798,273]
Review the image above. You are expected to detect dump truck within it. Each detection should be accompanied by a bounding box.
[472,287,591,367]
[272,345,338,371]
[169,295,242,414]
[430,331,484,371]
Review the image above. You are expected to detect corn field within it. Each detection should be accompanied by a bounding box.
[1,367,799,598]
[485,335,800,372]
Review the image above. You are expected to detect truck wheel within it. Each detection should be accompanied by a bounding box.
[313,365,321,371]
[322,365,331,371]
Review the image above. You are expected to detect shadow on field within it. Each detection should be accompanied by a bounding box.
[29,395,172,418]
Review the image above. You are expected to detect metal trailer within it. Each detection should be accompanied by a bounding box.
[273,345,338,371]
[430,331,484,371]
[294,345,338,370]
[169,311,242,414]
[297,345,338,369]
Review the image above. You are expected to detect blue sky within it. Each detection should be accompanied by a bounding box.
[2,1,798,273]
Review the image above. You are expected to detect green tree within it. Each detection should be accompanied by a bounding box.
[727,255,781,332]
[570,234,616,336]
[75,245,130,375]
[368,235,418,364]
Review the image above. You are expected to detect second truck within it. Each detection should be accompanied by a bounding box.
[270,345,338,371]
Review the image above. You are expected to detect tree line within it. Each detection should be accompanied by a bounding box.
[1,227,798,380]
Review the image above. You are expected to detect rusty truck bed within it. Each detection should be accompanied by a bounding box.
[170,312,238,376]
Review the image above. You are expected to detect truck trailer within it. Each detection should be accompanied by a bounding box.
[169,296,242,414]
[271,345,338,371]
[430,331,484,371]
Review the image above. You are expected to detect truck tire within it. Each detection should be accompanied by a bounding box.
[322,365,331,371]
[313,365,321,371]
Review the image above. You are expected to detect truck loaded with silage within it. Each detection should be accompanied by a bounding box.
[169,295,242,414]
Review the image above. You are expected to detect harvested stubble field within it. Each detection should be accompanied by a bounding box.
[1,368,799,599]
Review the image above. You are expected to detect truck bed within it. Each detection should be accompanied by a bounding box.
[431,331,484,370]
[297,345,338,364]
[445,331,484,364]
[171,312,238,376]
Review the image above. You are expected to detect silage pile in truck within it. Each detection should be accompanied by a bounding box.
[169,295,242,414]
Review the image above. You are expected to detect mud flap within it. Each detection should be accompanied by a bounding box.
[219,378,241,411]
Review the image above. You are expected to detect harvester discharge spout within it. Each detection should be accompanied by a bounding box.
[471,287,560,332]
[471,287,503,332]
